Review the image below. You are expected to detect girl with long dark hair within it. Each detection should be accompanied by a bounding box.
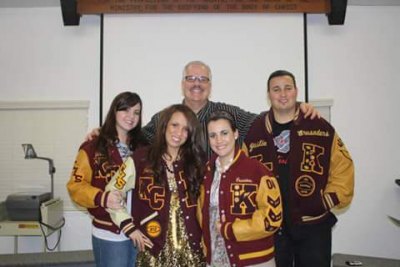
[107,104,206,266]
[67,91,145,267]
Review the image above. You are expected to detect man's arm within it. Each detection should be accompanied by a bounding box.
[300,102,321,119]
[84,128,100,142]
[141,112,161,144]
[224,102,319,143]
[219,103,258,143]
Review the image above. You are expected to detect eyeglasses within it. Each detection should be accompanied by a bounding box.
[184,75,210,84]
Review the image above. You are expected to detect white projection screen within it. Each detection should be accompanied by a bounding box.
[103,13,305,124]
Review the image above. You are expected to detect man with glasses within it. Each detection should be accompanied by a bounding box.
[87,61,319,158]
[142,60,318,158]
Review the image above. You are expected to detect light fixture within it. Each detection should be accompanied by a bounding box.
[22,144,56,199]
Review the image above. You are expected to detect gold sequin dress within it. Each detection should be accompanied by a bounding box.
[137,171,205,267]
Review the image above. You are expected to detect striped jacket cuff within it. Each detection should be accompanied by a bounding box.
[121,219,136,237]
[323,192,339,210]
[94,191,108,208]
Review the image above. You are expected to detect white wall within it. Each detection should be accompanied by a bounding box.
[0,7,99,253]
[0,7,100,130]
[103,13,306,121]
[1,4,399,260]
[308,6,400,259]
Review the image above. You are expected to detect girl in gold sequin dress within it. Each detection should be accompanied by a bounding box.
[107,104,206,267]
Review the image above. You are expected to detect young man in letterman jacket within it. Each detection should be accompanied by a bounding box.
[243,70,354,267]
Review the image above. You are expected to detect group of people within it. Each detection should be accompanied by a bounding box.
[67,61,354,267]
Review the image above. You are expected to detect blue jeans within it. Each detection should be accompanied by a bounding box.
[92,235,137,267]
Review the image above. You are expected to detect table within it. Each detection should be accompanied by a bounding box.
[0,198,64,253]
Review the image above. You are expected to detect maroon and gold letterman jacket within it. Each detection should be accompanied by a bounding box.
[108,146,203,257]
[243,109,354,225]
[197,149,282,267]
[67,138,130,234]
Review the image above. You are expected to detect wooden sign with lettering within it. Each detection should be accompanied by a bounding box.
[77,0,331,15]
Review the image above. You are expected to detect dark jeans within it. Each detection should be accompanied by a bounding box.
[92,235,137,267]
[274,216,337,267]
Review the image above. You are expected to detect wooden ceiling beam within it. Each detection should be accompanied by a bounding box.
[77,0,331,15]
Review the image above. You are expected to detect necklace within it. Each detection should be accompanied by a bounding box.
[162,159,174,173]
[162,159,178,192]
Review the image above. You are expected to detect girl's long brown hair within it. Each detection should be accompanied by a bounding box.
[148,104,205,200]
[96,91,144,159]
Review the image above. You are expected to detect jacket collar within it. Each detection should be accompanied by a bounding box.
[265,104,303,134]
[208,145,244,172]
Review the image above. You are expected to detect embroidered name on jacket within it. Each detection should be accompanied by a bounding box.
[249,140,267,153]
[297,129,330,137]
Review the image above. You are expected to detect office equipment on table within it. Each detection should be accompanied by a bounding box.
[0,144,65,253]
[0,197,64,253]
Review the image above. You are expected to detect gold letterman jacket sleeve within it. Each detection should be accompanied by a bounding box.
[226,174,282,242]
[67,149,100,208]
[105,157,137,236]
[323,133,355,210]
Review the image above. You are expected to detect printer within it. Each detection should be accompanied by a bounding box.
[5,192,52,221]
